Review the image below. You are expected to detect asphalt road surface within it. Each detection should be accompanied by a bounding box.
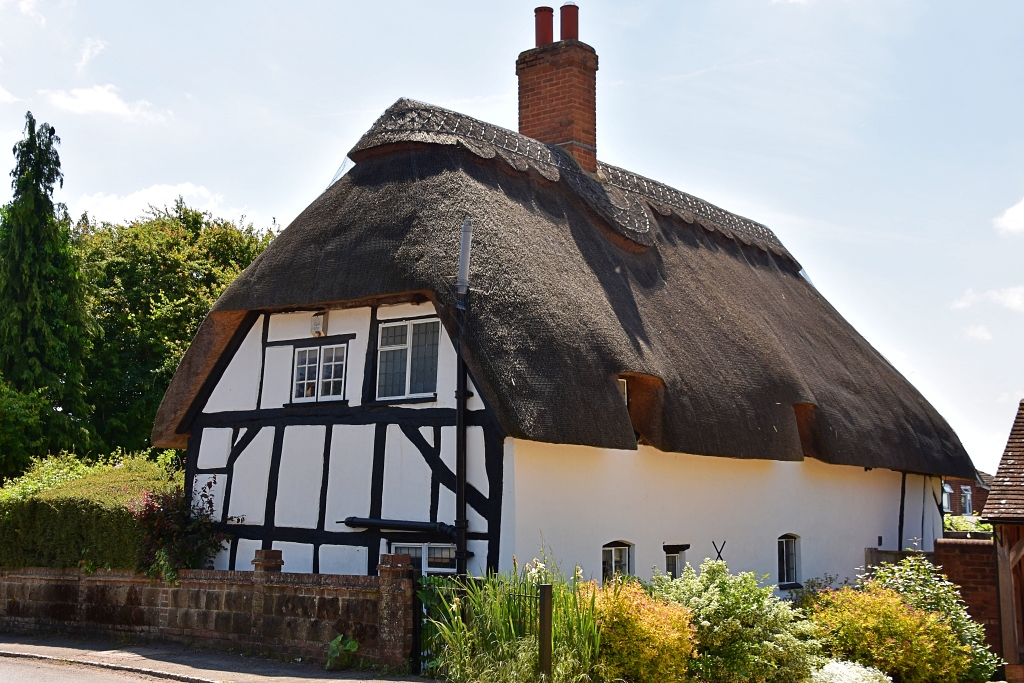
[0,656,172,682]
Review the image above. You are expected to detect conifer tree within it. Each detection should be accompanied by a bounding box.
[0,111,92,453]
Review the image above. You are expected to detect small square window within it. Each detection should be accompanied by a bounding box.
[293,347,319,402]
[393,543,456,575]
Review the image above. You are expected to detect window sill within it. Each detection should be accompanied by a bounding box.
[367,394,438,406]
[778,582,803,591]
[284,400,350,410]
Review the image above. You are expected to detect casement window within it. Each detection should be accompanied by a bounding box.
[663,544,687,579]
[942,483,953,513]
[393,543,457,574]
[292,343,348,403]
[602,541,632,583]
[377,319,441,399]
[665,553,678,579]
[961,486,973,516]
[777,534,799,587]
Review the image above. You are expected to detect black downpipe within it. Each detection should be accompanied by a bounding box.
[898,472,907,552]
[454,219,473,577]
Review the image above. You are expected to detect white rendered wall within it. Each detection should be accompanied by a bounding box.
[236,538,262,571]
[327,307,371,406]
[275,425,326,528]
[505,439,938,585]
[260,346,292,409]
[197,428,232,468]
[204,316,263,413]
[226,427,275,525]
[324,424,376,531]
[381,425,433,521]
[320,545,368,575]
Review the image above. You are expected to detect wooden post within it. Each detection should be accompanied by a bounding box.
[539,583,552,678]
[996,525,1024,666]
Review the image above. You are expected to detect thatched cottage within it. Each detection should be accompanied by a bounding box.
[152,5,975,585]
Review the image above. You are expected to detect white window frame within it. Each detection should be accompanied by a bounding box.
[961,486,973,516]
[602,542,632,583]
[317,343,348,402]
[942,483,953,513]
[376,318,441,400]
[778,534,799,586]
[291,342,350,404]
[392,542,457,575]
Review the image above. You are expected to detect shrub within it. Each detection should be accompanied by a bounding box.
[131,476,227,583]
[0,453,178,570]
[869,555,1000,683]
[651,559,820,683]
[811,585,970,683]
[942,515,992,533]
[595,578,693,683]
[809,659,892,683]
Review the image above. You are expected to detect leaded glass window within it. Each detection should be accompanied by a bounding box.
[377,319,441,399]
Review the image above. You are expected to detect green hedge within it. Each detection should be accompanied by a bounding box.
[0,454,180,570]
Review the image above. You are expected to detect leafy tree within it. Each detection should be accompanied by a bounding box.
[77,200,272,452]
[0,112,92,455]
[0,373,49,479]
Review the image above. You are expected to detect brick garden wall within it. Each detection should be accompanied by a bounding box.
[934,538,1001,655]
[0,554,416,667]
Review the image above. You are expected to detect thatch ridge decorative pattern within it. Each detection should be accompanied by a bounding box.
[349,99,793,259]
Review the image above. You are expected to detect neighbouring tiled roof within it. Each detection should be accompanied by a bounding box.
[982,400,1024,521]
[978,471,993,489]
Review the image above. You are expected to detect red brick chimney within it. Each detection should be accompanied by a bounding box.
[516,3,598,173]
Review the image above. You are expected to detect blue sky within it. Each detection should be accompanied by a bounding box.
[0,0,1021,474]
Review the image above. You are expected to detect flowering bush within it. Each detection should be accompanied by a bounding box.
[869,555,1000,683]
[811,585,970,683]
[651,559,820,683]
[131,477,226,583]
[809,659,892,683]
[594,578,693,683]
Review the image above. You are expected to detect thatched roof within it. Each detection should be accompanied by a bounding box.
[982,400,1024,521]
[152,99,975,479]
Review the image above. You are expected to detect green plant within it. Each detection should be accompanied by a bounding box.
[942,515,992,533]
[423,553,602,683]
[811,585,970,683]
[325,634,359,670]
[869,555,1000,683]
[650,559,820,683]
[594,577,693,683]
[809,659,892,683]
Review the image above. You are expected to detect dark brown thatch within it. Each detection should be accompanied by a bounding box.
[982,400,1024,521]
[152,99,975,478]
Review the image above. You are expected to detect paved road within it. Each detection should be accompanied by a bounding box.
[0,656,169,682]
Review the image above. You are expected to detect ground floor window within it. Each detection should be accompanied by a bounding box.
[960,486,973,516]
[602,541,632,583]
[942,483,953,513]
[392,543,457,574]
[777,534,799,586]
[662,544,689,579]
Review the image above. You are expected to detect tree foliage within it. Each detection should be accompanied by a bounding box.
[0,374,48,479]
[76,200,272,452]
[0,112,92,454]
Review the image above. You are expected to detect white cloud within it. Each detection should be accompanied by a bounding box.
[0,84,19,103]
[952,286,1024,313]
[17,0,44,25]
[74,183,225,224]
[964,324,993,341]
[38,85,166,122]
[76,38,107,73]
[994,196,1024,235]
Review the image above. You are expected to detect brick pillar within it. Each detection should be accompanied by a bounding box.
[934,539,1001,654]
[516,40,598,173]
[376,554,415,670]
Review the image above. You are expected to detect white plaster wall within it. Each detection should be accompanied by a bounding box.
[268,311,313,342]
[227,427,275,525]
[468,539,489,577]
[273,541,314,573]
[320,545,368,575]
[197,428,232,469]
[439,425,487,532]
[377,302,434,320]
[205,316,263,413]
[212,541,231,570]
[235,538,262,571]
[324,424,376,531]
[381,425,433,521]
[192,473,225,521]
[275,425,326,529]
[498,439,517,573]
[507,439,929,584]
[260,346,293,409]
[899,474,942,552]
[327,308,371,406]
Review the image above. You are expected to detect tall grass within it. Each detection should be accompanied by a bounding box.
[422,555,602,683]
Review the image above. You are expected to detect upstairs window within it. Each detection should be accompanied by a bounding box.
[293,343,348,403]
[778,534,799,587]
[961,486,973,516]
[377,319,441,399]
[942,483,953,513]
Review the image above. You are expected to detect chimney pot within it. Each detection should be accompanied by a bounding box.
[535,7,554,47]
[560,2,578,41]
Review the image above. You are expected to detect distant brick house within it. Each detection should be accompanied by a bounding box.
[944,471,992,516]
